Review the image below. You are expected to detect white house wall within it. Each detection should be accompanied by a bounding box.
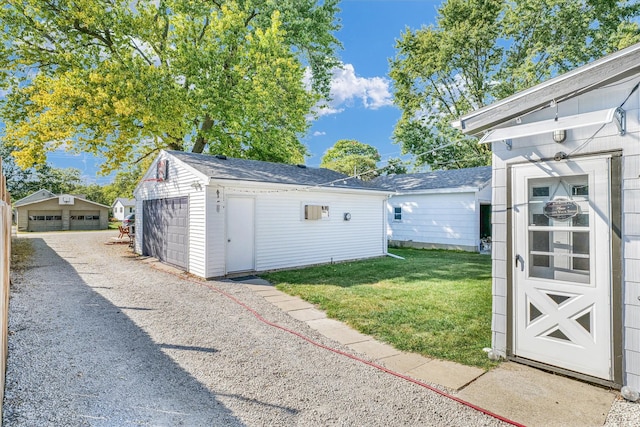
[386,192,479,251]
[478,184,492,204]
[134,154,209,278]
[208,185,387,275]
[489,75,640,389]
[205,186,226,278]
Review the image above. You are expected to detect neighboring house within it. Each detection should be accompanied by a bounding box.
[14,191,109,232]
[13,189,56,206]
[453,42,640,395]
[373,167,492,252]
[111,198,136,221]
[133,150,390,278]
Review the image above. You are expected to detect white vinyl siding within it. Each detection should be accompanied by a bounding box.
[205,186,227,278]
[252,191,386,272]
[488,75,640,388]
[386,192,479,250]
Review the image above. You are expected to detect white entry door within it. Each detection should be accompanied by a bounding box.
[512,157,612,380]
[226,197,255,273]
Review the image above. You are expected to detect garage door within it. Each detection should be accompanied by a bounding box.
[28,210,62,232]
[70,210,101,230]
[143,197,189,270]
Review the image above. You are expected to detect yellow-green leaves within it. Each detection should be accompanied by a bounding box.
[1,0,340,172]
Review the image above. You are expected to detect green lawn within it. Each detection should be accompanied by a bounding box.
[261,248,497,370]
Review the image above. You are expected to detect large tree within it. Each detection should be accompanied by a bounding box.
[0,0,341,174]
[320,139,381,180]
[390,0,640,170]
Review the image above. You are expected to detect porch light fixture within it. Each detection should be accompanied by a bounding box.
[553,129,567,143]
[478,107,626,144]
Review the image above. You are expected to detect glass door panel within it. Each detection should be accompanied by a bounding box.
[527,176,590,284]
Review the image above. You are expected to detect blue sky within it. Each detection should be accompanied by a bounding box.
[304,0,440,168]
[46,0,442,184]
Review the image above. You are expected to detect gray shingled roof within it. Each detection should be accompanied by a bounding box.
[13,189,56,207]
[371,166,492,192]
[167,150,382,190]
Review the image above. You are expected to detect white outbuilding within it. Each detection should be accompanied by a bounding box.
[133,150,389,278]
[111,197,135,221]
[373,166,492,252]
[454,42,640,395]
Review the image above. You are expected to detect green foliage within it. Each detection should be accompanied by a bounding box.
[263,248,495,369]
[2,141,136,203]
[320,139,381,180]
[0,0,341,173]
[1,142,40,200]
[1,145,85,201]
[101,168,143,202]
[380,157,408,175]
[41,168,84,195]
[390,0,640,170]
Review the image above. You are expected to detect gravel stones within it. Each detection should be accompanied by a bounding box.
[4,231,512,426]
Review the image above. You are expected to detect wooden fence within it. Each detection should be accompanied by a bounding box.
[0,158,11,416]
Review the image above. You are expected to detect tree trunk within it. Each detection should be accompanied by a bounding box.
[191,116,214,153]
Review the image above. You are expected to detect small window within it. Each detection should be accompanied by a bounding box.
[532,187,550,197]
[305,205,329,220]
[572,185,589,196]
[394,207,402,221]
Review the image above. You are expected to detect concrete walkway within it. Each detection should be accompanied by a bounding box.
[239,278,626,427]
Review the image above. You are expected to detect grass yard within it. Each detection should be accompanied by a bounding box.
[261,248,497,370]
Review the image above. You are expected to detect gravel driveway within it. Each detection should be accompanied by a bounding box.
[3,230,512,426]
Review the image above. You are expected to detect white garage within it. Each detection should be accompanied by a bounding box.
[133,150,390,278]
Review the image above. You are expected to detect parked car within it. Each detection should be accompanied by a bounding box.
[122,213,135,227]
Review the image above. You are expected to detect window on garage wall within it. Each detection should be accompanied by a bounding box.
[304,204,329,220]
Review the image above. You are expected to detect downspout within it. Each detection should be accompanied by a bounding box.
[475,190,481,252]
[382,195,390,255]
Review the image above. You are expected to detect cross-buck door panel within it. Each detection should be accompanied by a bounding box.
[512,157,612,380]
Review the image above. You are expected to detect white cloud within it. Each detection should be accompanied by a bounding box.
[312,131,326,137]
[313,63,394,117]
